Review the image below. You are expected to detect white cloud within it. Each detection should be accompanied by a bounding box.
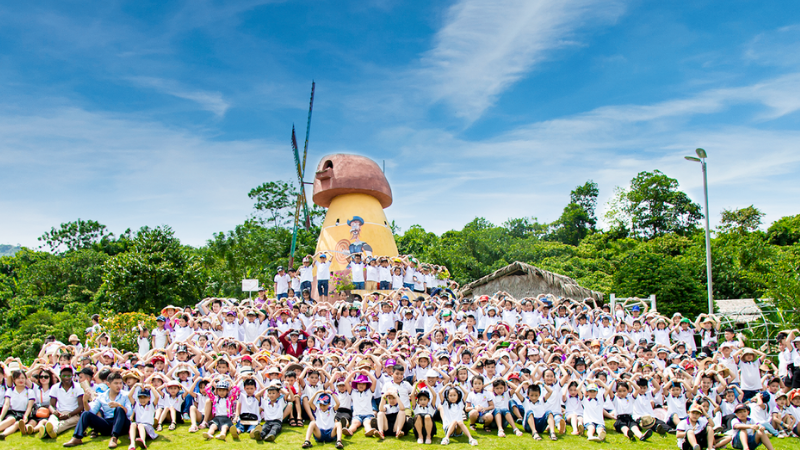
[744,24,800,68]
[128,76,231,117]
[377,73,800,234]
[417,0,626,122]
[0,107,289,247]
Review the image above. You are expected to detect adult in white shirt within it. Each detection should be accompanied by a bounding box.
[42,367,85,438]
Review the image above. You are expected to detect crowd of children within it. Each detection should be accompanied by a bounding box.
[1,253,800,450]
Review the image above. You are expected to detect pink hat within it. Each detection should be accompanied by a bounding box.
[351,374,372,389]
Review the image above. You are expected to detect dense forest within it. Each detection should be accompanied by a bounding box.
[1,170,798,362]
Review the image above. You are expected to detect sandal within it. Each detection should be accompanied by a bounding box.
[514,429,523,437]
[469,439,478,446]
[550,432,558,441]
[156,424,163,432]
[396,431,404,439]
[302,440,313,448]
[498,431,506,438]
[168,423,176,431]
[336,441,344,449]
[441,437,449,445]
[532,432,542,441]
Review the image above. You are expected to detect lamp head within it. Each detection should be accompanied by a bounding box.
[695,148,707,158]
[684,156,701,162]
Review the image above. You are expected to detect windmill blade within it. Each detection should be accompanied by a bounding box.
[299,81,314,228]
[291,125,303,187]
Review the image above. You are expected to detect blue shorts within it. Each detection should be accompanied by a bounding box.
[524,411,551,433]
[317,280,329,296]
[493,408,510,417]
[353,282,365,290]
[277,293,288,299]
[733,432,759,450]
[355,414,374,424]
[300,281,312,293]
[404,283,415,290]
[585,422,605,431]
[379,281,391,290]
[315,428,335,443]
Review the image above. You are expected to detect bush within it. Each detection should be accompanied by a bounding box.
[100,312,157,353]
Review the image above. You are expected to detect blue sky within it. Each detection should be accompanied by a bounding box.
[2,0,800,247]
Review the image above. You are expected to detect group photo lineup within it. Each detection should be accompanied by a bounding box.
[2,2,800,450]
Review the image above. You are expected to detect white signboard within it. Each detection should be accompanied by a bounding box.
[241,279,260,292]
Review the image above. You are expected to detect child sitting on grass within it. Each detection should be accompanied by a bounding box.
[127,384,160,450]
[302,391,343,450]
[438,385,477,446]
[412,389,437,444]
[514,380,554,441]
[490,378,524,438]
[202,380,240,441]
[375,386,409,440]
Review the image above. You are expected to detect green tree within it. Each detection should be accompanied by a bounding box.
[248,181,298,228]
[98,226,203,313]
[767,214,800,246]
[605,170,702,239]
[720,205,764,235]
[613,248,706,317]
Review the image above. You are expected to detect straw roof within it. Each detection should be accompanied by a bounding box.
[461,261,603,301]
[715,298,763,323]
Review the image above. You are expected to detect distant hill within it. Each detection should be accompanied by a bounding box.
[0,244,21,256]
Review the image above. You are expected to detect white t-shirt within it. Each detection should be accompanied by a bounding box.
[315,406,335,430]
[349,263,365,283]
[49,382,85,412]
[738,359,762,391]
[677,417,708,448]
[274,273,290,294]
[403,267,415,285]
[261,396,287,421]
[440,401,465,429]
[5,387,34,411]
[315,261,331,281]
[153,328,169,349]
[466,390,492,410]
[137,336,151,356]
[352,389,373,416]
[383,380,412,409]
[582,396,604,424]
[366,265,380,282]
[134,402,156,425]
[378,266,392,283]
[298,266,314,283]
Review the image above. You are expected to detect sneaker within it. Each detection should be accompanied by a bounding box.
[640,429,653,441]
[441,438,449,445]
[655,423,666,435]
[587,436,600,442]
[19,419,27,435]
[266,433,277,442]
[250,425,262,440]
[469,438,478,446]
[46,421,57,439]
[230,427,239,439]
[182,413,190,421]
[418,439,424,444]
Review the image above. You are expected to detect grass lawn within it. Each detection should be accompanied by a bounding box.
[6,422,800,450]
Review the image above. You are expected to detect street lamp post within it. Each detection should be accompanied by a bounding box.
[685,148,713,314]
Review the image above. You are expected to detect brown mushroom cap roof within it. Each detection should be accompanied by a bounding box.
[312,154,392,208]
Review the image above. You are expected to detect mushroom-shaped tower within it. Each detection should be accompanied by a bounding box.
[312,154,398,271]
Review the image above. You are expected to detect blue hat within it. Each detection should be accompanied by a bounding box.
[156,316,166,322]
[347,216,364,226]
[632,305,640,312]
[317,393,332,405]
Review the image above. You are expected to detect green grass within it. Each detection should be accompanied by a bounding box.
[6,422,800,450]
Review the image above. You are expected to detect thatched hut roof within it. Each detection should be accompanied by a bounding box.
[715,298,763,324]
[461,261,603,301]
